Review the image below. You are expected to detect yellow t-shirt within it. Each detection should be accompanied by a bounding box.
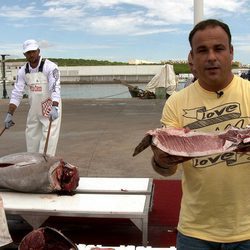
[161,75,250,242]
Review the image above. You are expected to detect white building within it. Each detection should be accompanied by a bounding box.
[1,62,164,84]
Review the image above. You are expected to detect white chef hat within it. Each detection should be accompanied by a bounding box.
[23,39,39,53]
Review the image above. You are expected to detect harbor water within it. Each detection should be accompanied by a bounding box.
[5,83,147,99]
[60,83,147,99]
[4,81,186,99]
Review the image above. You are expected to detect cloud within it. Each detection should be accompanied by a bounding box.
[39,1,192,35]
[42,6,84,18]
[0,5,36,18]
[1,0,249,36]
[1,0,250,62]
[205,0,247,12]
[233,35,250,52]
[39,0,249,35]
[38,40,56,49]
[133,28,178,36]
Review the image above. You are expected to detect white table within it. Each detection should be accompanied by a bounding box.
[77,177,153,194]
[77,245,176,250]
[1,177,154,246]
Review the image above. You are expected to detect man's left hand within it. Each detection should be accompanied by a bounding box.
[49,106,59,121]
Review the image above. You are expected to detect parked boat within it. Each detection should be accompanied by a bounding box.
[113,79,152,99]
[128,85,156,99]
[145,64,177,98]
[114,64,178,99]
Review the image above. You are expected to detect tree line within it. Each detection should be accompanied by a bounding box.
[7,58,241,75]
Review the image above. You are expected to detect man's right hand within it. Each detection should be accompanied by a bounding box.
[4,113,15,129]
[151,145,191,176]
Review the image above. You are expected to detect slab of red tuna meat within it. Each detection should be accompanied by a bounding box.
[133,126,250,157]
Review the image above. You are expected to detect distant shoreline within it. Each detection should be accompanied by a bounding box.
[60,81,147,85]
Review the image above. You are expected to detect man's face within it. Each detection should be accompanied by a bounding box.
[191,26,234,91]
[24,49,40,65]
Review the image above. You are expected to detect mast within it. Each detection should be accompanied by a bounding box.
[194,0,204,25]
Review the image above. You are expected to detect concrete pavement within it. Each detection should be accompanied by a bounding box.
[0,98,182,180]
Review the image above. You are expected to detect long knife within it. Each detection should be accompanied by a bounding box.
[0,128,6,137]
[0,120,15,137]
[43,119,52,161]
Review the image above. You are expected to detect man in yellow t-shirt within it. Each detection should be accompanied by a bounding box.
[151,19,250,249]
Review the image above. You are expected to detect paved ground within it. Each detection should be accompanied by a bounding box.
[1,97,182,248]
[0,98,181,179]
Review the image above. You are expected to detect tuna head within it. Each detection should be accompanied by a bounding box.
[49,160,80,194]
[0,152,80,193]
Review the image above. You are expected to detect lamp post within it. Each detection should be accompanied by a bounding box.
[1,54,10,99]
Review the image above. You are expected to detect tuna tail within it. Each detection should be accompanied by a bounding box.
[133,134,152,157]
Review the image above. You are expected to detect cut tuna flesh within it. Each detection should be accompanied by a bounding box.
[133,126,250,157]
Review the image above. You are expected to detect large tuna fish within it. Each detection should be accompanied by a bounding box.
[0,152,79,194]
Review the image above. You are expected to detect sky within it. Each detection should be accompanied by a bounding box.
[0,0,250,64]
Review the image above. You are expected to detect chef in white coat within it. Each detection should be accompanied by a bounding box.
[0,196,12,248]
[4,39,62,156]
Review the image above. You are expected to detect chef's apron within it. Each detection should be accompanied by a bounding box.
[0,196,12,247]
[25,60,61,156]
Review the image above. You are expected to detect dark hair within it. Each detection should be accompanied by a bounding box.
[189,19,232,48]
